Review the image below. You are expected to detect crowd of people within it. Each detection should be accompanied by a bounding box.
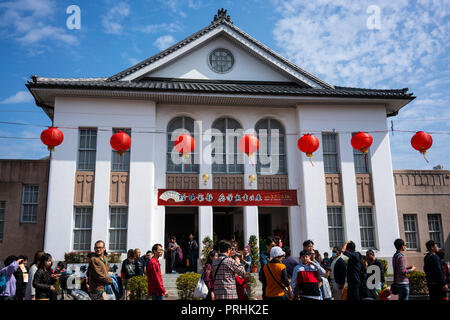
[1,236,448,301]
[199,237,449,301]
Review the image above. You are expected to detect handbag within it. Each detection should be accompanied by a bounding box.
[176,247,183,263]
[193,272,209,299]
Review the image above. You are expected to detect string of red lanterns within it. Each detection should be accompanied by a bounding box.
[39,128,435,164]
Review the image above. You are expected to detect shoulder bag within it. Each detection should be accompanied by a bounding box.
[265,263,291,299]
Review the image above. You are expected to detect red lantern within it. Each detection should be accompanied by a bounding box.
[297,134,320,157]
[238,134,260,165]
[110,131,131,156]
[351,132,373,154]
[297,134,319,166]
[411,131,432,162]
[174,133,195,158]
[40,127,64,153]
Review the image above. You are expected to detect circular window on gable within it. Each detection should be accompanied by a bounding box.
[208,48,234,73]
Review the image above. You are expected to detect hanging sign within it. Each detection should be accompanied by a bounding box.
[158,189,298,206]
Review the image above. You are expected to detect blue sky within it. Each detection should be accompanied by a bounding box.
[0,0,448,170]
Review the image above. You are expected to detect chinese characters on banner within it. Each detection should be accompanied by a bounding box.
[158,189,298,206]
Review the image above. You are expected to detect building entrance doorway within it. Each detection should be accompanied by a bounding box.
[165,207,198,273]
[213,207,243,249]
[259,207,290,249]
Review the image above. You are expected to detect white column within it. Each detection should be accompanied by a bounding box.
[286,123,306,259]
[370,132,400,258]
[128,105,156,255]
[243,146,259,248]
[338,132,362,249]
[297,106,329,252]
[198,206,213,270]
[243,206,259,249]
[198,118,213,271]
[91,128,112,248]
[288,206,303,258]
[43,127,77,261]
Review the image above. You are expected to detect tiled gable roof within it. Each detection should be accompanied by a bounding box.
[105,16,333,89]
[27,77,413,99]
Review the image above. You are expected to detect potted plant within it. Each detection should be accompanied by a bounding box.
[201,236,214,266]
[176,273,201,300]
[245,272,257,300]
[408,271,429,300]
[127,275,149,300]
[248,235,260,273]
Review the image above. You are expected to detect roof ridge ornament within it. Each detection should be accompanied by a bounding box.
[212,8,232,24]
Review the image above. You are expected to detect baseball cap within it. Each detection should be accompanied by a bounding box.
[270,246,285,258]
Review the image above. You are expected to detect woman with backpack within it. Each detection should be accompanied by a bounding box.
[167,236,180,274]
[33,253,58,300]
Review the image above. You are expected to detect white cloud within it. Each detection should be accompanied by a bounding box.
[271,0,450,170]
[102,2,131,35]
[154,35,176,51]
[0,0,77,48]
[0,91,33,104]
[272,0,449,88]
[141,22,183,34]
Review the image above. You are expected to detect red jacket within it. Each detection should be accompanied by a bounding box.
[147,257,166,296]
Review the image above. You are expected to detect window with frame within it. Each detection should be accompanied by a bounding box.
[428,214,443,248]
[109,207,128,252]
[327,206,345,248]
[166,116,199,173]
[403,214,419,250]
[322,133,340,173]
[255,118,287,175]
[73,207,93,251]
[77,128,97,171]
[21,185,39,223]
[0,201,5,243]
[211,117,244,174]
[111,128,131,172]
[352,133,370,173]
[359,206,376,249]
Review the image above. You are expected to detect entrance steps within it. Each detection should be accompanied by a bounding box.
[162,273,263,300]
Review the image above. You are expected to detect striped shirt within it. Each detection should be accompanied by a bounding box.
[212,254,246,300]
[393,251,409,284]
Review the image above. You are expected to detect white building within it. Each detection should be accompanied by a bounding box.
[27,10,414,271]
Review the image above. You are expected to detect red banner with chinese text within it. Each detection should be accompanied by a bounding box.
[157,189,298,206]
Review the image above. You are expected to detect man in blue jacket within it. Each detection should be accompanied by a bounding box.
[342,241,362,301]
[424,240,448,301]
